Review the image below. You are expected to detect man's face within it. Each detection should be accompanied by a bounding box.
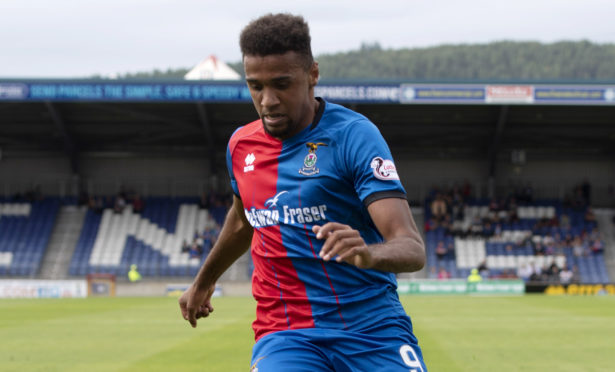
[244,51,319,140]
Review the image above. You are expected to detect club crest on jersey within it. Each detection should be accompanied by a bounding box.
[299,142,327,176]
[370,156,400,180]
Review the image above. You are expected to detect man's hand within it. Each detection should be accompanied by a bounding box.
[179,284,216,328]
[313,222,374,269]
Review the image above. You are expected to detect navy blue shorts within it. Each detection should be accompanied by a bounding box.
[250,323,427,371]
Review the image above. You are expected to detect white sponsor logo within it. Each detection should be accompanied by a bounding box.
[244,191,328,228]
[265,191,288,208]
[370,156,400,181]
[244,153,255,172]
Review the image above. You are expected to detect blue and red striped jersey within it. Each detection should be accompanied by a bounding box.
[227,99,411,341]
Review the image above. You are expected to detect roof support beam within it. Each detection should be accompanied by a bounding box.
[45,101,80,175]
[195,103,217,177]
[487,105,508,197]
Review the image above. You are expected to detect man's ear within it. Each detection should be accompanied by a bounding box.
[309,61,319,87]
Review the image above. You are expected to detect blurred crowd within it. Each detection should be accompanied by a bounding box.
[427,180,606,284]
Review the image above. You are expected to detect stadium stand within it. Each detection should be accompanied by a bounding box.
[0,80,614,285]
[424,184,611,284]
[0,198,60,276]
[68,196,221,277]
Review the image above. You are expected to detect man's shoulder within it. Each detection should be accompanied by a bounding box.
[323,101,369,124]
[228,119,265,150]
[230,119,263,140]
[320,101,375,135]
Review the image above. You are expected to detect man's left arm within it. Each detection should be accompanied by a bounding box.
[313,197,425,273]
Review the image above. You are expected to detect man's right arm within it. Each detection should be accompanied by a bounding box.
[179,195,253,328]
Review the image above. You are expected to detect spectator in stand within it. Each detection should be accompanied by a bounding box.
[450,184,465,220]
[430,193,447,222]
[497,269,517,279]
[545,262,560,283]
[589,227,601,241]
[517,263,534,282]
[591,239,604,254]
[572,236,587,257]
[114,193,126,213]
[559,266,573,284]
[477,260,489,278]
[469,215,483,236]
[488,198,499,212]
[438,267,451,280]
[435,240,447,261]
[189,241,203,259]
[533,242,545,256]
[182,239,190,253]
[132,193,145,213]
[482,221,495,237]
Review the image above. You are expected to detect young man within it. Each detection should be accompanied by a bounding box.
[179,13,427,371]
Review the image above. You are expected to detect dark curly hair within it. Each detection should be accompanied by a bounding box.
[240,13,314,69]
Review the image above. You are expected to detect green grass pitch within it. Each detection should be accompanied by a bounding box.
[1,295,614,371]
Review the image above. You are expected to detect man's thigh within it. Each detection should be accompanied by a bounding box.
[251,328,426,372]
[251,331,333,371]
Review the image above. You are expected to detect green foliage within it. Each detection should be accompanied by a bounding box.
[105,41,615,81]
[316,40,615,80]
[1,295,614,371]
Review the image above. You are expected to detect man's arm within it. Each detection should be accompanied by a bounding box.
[313,197,425,273]
[179,195,253,327]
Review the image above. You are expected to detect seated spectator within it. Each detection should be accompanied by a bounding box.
[424,218,437,232]
[497,269,518,279]
[477,260,489,278]
[572,237,587,257]
[482,222,494,237]
[437,267,451,280]
[435,241,447,260]
[488,198,499,212]
[590,239,604,254]
[559,266,573,284]
[533,242,545,256]
[430,194,447,222]
[469,216,483,236]
[189,241,203,258]
[545,262,560,283]
[114,193,126,213]
[181,239,190,253]
[517,263,534,282]
[132,194,145,213]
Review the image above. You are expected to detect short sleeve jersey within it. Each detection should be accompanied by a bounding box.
[227,99,411,341]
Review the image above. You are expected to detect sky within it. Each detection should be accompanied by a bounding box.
[0,0,614,78]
